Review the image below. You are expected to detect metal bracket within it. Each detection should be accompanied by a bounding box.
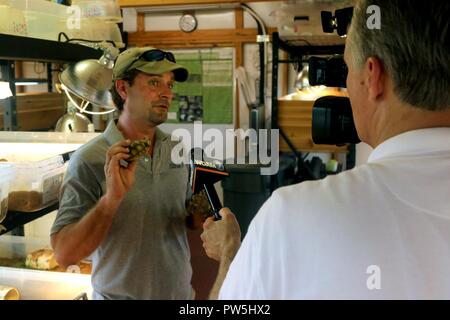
[256,34,270,43]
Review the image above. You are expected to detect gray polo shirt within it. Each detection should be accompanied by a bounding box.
[51,120,193,300]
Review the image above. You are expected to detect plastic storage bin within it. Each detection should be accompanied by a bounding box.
[23,0,70,41]
[0,132,99,212]
[68,18,124,47]
[0,0,70,41]
[0,0,28,37]
[0,234,53,260]
[0,235,92,300]
[72,0,122,22]
[0,144,74,212]
[0,164,14,223]
[68,0,124,47]
[9,159,67,212]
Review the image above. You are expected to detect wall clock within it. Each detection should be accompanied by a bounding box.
[179,13,198,33]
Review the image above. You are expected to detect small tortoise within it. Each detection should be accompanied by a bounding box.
[128,138,151,161]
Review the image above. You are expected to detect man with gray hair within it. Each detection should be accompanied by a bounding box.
[51,47,198,299]
[201,0,450,299]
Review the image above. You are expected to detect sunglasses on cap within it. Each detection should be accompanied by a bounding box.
[123,49,176,74]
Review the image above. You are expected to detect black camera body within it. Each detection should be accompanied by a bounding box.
[308,55,359,145]
[308,55,348,88]
[312,96,360,146]
[308,6,360,146]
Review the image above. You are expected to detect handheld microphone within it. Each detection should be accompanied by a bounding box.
[190,148,229,220]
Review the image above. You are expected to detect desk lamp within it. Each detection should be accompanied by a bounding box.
[59,42,119,116]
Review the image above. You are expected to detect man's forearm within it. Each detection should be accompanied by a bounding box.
[202,208,241,299]
[209,255,234,300]
[209,241,241,300]
[52,195,121,268]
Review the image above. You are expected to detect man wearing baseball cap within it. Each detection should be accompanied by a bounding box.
[51,47,195,299]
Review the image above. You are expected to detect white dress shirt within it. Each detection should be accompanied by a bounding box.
[219,128,450,299]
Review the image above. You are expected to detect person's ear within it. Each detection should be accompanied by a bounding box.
[115,79,129,101]
[364,56,385,101]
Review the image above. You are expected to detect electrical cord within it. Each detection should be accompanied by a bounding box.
[241,3,270,127]
[57,32,117,47]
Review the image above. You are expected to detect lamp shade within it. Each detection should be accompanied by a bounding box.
[55,112,92,133]
[59,59,115,109]
[55,101,93,133]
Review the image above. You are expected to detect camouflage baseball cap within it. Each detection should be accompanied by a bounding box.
[113,47,189,82]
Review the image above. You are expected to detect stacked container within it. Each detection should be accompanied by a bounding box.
[0,132,98,213]
[0,0,28,37]
[0,154,67,212]
[0,149,69,212]
[0,164,14,223]
[0,0,69,41]
[0,235,92,299]
[67,0,124,47]
[0,0,123,46]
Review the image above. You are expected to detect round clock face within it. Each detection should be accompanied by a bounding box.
[179,14,197,33]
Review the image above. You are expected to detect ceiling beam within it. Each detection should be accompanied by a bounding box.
[119,0,274,8]
[127,28,277,47]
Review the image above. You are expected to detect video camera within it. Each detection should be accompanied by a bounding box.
[311,96,360,146]
[307,6,361,145]
[308,55,348,88]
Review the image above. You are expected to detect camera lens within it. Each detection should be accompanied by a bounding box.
[312,96,360,145]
